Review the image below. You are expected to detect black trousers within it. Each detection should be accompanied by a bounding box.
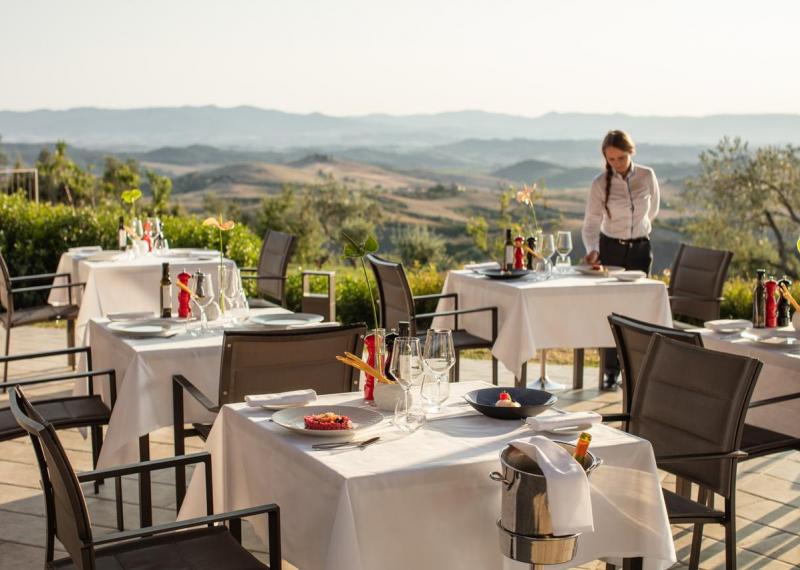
[599,233,653,378]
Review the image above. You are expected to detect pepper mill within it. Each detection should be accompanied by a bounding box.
[766,276,778,328]
[777,276,792,327]
[526,236,537,270]
[177,269,192,318]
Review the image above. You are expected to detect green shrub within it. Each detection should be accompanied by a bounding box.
[719,276,800,320]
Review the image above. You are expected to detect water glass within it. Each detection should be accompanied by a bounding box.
[389,337,425,432]
[555,231,573,272]
[422,329,455,413]
[192,271,216,334]
[221,267,249,324]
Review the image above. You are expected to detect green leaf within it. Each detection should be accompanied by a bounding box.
[121,188,142,204]
[342,243,360,258]
[364,235,379,253]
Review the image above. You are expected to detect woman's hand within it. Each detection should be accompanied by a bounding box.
[583,250,600,265]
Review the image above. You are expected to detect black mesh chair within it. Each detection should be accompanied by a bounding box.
[668,244,732,329]
[367,254,498,384]
[10,386,281,570]
[608,313,800,460]
[241,230,296,308]
[173,323,366,505]
[1,250,84,384]
[604,334,761,570]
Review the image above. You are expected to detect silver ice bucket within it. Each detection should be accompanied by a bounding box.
[489,441,601,566]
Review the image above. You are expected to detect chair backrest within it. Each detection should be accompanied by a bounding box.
[607,313,703,414]
[629,335,761,497]
[218,323,366,405]
[256,230,296,303]
[9,387,94,569]
[668,243,732,322]
[366,254,415,333]
[0,250,14,318]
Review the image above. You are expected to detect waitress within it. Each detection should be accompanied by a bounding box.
[581,130,661,390]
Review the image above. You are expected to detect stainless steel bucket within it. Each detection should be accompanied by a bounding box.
[490,441,601,566]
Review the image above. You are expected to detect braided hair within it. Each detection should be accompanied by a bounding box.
[601,130,636,219]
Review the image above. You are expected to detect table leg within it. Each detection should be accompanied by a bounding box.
[573,348,584,389]
[622,557,643,570]
[598,349,607,390]
[139,435,152,528]
[536,350,566,391]
[515,362,527,388]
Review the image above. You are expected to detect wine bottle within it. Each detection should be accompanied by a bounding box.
[504,229,514,271]
[117,216,127,251]
[573,432,592,468]
[753,269,766,328]
[160,263,173,318]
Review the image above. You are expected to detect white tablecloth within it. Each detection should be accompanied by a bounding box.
[48,251,235,342]
[81,309,290,467]
[179,381,676,570]
[694,328,800,439]
[433,271,672,377]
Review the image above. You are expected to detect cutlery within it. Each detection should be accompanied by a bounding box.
[312,436,380,450]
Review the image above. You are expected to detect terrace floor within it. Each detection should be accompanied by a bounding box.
[0,326,797,569]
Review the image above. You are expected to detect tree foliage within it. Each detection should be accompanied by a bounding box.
[683,138,800,277]
[394,225,446,267]
[36,141,96,206]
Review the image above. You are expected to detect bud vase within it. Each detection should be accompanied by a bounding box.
[364,328,386,401]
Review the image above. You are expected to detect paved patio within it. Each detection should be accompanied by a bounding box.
[0,325,797,569]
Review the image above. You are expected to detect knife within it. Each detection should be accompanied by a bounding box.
[312,436,380,450]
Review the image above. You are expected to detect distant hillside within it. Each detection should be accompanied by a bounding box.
[2,106,799,148]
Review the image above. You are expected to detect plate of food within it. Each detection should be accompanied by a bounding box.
[248,313,324,328]
[704,319,752,334]
[574,264,625,277]
[270,405,384,438]
[107,321,179,339]
[478,268,530,280]
[463,387,556,420]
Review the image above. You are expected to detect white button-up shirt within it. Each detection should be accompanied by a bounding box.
[581,163,660,254]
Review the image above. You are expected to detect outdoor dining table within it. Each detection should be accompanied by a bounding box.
[76,308,292,469]
[432,270,672,386]
[691,327,800,440]
[178,380,677,570]
[48,249,235,342]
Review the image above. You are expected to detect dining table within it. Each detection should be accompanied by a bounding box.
[48,248,236,342]
[432,269,672,386]
[178,380,677,570]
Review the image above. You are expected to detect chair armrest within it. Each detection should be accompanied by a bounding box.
[9,272,70,283]
[656,450,747,464]
[750,391,800,408]
[4,369,114,389]
[413,292,457,302]
[669,295,725,303]
[90,503,280,547]
[12,282,85,294]
[240,274,286,282]
[600,413,629,423]
[415,306,496,320]
[0,346,89,364]
[78,452,211,483]
[173,374,219,412]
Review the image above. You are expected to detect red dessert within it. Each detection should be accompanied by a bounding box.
[304,412,353,431]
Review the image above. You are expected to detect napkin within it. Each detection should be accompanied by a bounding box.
[525,411,602,432]
[463,261,500,271]
[509,436,594,535]
[245,389,318,407]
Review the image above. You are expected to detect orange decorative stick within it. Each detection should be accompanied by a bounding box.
[573,432,592,467]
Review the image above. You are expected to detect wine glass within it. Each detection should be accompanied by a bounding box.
[540,234,556,278]
[555,231,573,273]
[421,329,455,413]
[191,271,216,334]
[222,268,249,325]
[389,336,425,432]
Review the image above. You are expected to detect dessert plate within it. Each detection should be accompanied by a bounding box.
[574,265,624,276]
[704,319,752,334]
[271,405,383,438]
[107,321,178,339]
[248,313,324,328]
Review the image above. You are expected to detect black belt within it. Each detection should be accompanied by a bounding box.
[601,233,650,245]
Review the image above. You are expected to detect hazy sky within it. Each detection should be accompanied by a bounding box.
[2,0,798,116]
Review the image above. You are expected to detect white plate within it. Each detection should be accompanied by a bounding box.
[107,311,157,322]
[261,402,311,411]
[271,405,384,438]
[69,246,102,254]
[704,319,752,333]
[538,423,595,435]
[107,321,178,339]
[614,270,646,282]
[86,251,123,262]
[248,313,324,328]
[741,329,800,347]
[573,264,625,276]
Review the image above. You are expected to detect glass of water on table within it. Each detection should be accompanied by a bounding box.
[555,231,573,272]
[421,329,455,413]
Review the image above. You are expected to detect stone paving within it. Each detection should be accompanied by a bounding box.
[0,325,797,569]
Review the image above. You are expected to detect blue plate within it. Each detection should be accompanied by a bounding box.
[463,387,556,420]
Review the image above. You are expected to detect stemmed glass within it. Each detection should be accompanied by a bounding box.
[222,268,249,325]
[191,272,217,335]
[389,336,426,432]
[555,231,573,272]
[421,329,455,413]
[540,233,556,277]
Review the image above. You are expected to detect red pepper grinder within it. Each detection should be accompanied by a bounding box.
[177,269,192,319]
[765,276,778,328]
[513,236,525,270]
[143,220,153,252]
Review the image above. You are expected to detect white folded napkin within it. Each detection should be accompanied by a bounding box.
[69,245,102,253]
[463,261,500,271]
[509,436,594,535]
[245,389,318,407]
[525,411,602,432]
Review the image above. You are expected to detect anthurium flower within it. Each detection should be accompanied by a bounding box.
[515,184,536,205]
[203,216,235,231]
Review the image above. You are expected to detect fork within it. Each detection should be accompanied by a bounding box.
[311,436,380,450]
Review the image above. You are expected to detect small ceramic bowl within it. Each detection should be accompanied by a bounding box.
[463,387,556,420]
[373,382,405,412]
